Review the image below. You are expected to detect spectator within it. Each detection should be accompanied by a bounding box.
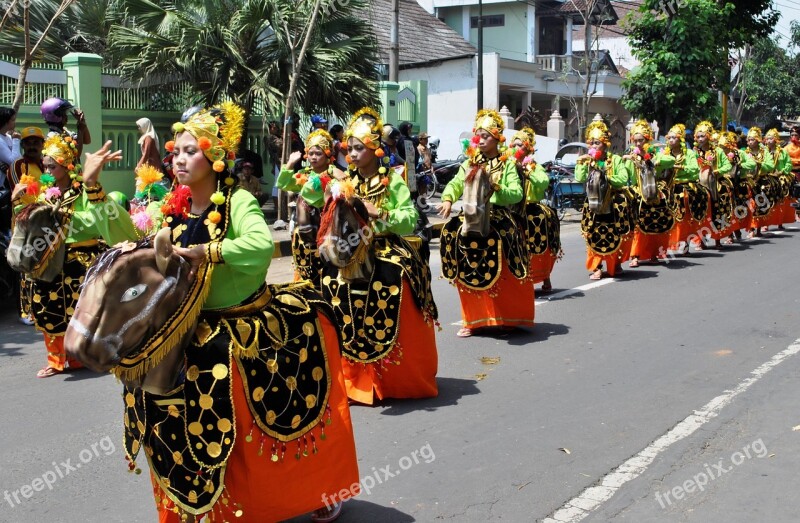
[236,160,268,206]
[310,114,329,131]
[136,117,163,171]
[330,124,347,169]
[0,107,21,176]
[10,127,44,190]
[39,97,90,158]
[417,132,432,172]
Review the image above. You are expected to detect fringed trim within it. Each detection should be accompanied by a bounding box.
[243,404,333,462]
[113,262,214,382]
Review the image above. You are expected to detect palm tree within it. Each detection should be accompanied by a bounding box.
[107,0,382,130]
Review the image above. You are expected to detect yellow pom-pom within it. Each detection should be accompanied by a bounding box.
[378,167,387,174]
[172,122,185,133]
[210,191,225,205]
[213,160,226,172]
[224,176,235,186]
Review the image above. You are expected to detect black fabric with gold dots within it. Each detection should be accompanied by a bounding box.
[321,235,438,363]
[631,181,675,234]
[523,202,561,256]
[580,190,635,256]
[440,207,528,291]
[122,282,337,515]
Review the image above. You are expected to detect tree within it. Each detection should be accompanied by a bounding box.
[620,0,778,129]
[107,0,381,132]
[2,0,77,111]
[729,22,800,127]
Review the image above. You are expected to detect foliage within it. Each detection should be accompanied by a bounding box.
[620,0,779,128]
[106,0,381,122]
[734,22,800,126]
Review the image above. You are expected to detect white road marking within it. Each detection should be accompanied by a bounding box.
[449,278,618,325]
[543,339,800,523]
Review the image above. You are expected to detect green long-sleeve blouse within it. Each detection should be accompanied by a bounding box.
[296,168,418,236]
[201,189,274,309]
[441,155,523,207]
[669,148,701,182]
[575,154,631,189]
[740,146,772,177]
[694,147,733,177]
[769,147,792,175]
[624,149,675,187]
[524,163,551,203]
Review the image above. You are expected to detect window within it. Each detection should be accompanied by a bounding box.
[470,14,504,28]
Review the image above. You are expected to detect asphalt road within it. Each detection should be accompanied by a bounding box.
[1,217,799,523]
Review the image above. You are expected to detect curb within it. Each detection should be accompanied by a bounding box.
[271,221,446,260]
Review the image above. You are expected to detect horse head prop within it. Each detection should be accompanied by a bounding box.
[636,158,659,203]
[460,164,494,237]
[65,227,201,394]
[317,182,375,284]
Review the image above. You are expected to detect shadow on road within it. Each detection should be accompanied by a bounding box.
[612,269,659,282]
[505,322,570,346]
[376,377,481,416]
[281,499,415,523]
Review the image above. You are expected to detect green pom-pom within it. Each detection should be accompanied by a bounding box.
[40,174,56,185]
[210,191,225,205]
[378,167,387,174]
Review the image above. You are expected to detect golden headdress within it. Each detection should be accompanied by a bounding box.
[694,121,714,136]
[305,129,334,155]
[667,123,686,144]
[630,119,653,141]
[345,107,383,150]
[747,127,762,141]
[512,127,536,148]
[765,128,781,140]
[43,133,77,167]
[474,109,504,139]
[170,101,245,172]
[718,131,738,150]
[585,120,611,147]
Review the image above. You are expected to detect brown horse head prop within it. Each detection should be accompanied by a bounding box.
[65,227,196,394]
[317,191,374,283]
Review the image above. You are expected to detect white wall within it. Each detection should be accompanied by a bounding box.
[572,37,638,71]
[400,57,478,160]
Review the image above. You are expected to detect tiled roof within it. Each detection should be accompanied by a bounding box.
[363,0,476,67]
[538,0,619,23]
[572,0,644,39]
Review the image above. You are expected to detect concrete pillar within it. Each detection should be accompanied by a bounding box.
[526,3,536,62]
[61,53,103,156]
[547,109,565,140]
[565,18,573,55]
[499,105,514,131]
[379,81,400,125]
[626,116,635,145]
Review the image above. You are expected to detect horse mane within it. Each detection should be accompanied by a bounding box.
[83,236,154,287]
[316,196,370,247]
[15,202,46,223]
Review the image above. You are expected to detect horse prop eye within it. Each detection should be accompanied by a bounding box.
[121,283,148,303]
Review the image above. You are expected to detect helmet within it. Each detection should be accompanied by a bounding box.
[311,114,328,125]
[40,97,73,124]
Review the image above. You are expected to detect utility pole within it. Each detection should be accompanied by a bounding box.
[477,0,483,110]
[389,0,400,81]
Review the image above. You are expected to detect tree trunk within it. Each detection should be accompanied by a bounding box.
[277,0,323,221]
[11,59,31,112]
[581,5,592,136]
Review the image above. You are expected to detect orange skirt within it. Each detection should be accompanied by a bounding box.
[782,198,797,224]
[631,230,670,260]
[457,263,535,330]
[342,279,438,405]
[669,217,704,251]
[528,249,556,284]
[585,236,632,277]
[153,315,359,523]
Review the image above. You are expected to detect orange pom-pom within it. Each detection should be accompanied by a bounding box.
[375,148,385,158]
[345,155,352,164]
[212,160,226,172]
[165,141,175,152]
[161,204,171,215]
[227,151,236,160]
[198,137,212,150]
[56,157,65,165]
[381,177,389,186]
[64,136,72,143]
[67,164,75,171]
[499,135,506,142]
[324,149,331,156]
[208,210,221,224]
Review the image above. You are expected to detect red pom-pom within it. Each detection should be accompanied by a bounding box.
[514,148,526,161]
[198,137,212,150]
[643,153,652,161]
